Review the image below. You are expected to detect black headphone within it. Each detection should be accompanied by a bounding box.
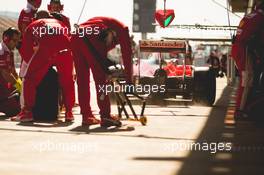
[50,12,63,21]
[98,28,112,41]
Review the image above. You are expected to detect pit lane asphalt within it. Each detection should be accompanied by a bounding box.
[0,78,263,175]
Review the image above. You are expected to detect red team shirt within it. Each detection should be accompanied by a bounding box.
[232,8,264,70]
[18,5,37,34]
[0,42,15,88]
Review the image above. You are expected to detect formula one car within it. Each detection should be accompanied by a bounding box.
[133,40,216,106]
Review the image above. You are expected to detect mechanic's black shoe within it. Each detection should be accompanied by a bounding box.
[101,115,122,128]
[234,110,251,121]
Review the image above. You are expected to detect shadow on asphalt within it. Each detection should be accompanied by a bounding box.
[133,85,264,175]
[0,115,9,121]
[0,125,197,141]
[175,86,264,175]
[133,157,186,162]
[70,125,135,133]
[17,120,73,128]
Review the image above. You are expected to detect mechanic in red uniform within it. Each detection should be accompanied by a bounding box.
[71,17,133,126]
[0,28,21,116]
[48,0,74,112]
[18,0,42,35]
[13,11,75,122]
[231,1,264,119]
[47,0,71,30]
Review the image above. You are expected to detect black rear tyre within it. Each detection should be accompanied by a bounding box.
[193,68,216,106]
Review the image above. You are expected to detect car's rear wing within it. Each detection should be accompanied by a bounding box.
[139,40,187,53]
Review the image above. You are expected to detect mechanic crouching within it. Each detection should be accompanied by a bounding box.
[12,11,75,122]
[231,1,264,119]
[0,28,21,117]
[71,17,133,127]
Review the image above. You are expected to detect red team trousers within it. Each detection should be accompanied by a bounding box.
[71,35,110,117]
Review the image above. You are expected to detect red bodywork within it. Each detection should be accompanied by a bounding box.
[163,64,193,77]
